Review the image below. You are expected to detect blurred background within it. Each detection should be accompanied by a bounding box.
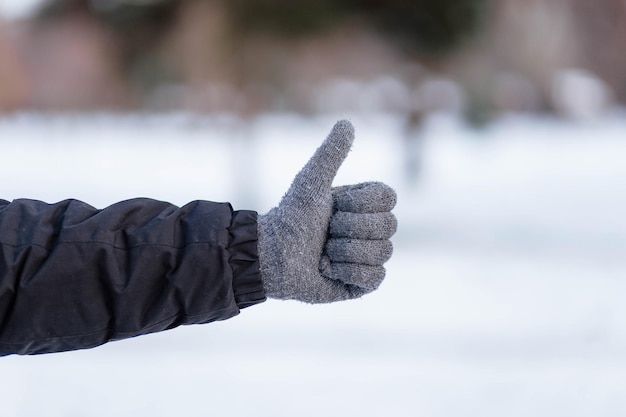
[1,0,624,118]
[1,1,626,416]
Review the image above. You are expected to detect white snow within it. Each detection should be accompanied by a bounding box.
[0,111,625,416]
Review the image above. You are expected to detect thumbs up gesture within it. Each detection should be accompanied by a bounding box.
[258,120,397,303]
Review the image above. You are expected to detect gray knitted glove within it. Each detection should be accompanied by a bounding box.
[258,120,397,303]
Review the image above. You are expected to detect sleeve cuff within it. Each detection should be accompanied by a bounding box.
[229,210,267,309]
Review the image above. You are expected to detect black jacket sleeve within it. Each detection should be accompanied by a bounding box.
[0,198,266,356]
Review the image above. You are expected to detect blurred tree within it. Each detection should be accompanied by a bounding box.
[350,0,491,56]
[229,0,351,37]
[35,0,490,66]
[89,1,180,63]
[30,0,492,113]
[228,0,490,56]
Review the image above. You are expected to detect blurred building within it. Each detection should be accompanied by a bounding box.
[0,21,29,111]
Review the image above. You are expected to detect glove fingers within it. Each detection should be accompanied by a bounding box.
[301,275,374,302]
[331,263,386,291]
[332,182,397,213]
[282,120,354,210]
[319,256,385,297]
[325,238,393,265]
[330,211,397,240]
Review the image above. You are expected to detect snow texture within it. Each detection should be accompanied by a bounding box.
[1,111,626,417]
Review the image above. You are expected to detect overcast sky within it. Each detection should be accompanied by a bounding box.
[0,0,43,19]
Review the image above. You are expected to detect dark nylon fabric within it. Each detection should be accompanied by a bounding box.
[0,198,265,355]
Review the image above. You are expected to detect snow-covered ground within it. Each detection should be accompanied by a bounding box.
[1,111,625,416]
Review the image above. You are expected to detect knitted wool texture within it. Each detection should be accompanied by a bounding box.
[258,120,397,303]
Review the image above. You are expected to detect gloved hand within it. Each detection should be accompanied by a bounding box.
[258,120,397,303]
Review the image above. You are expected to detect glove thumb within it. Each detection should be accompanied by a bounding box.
[280,120,354,212]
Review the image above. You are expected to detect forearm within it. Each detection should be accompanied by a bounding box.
[0,198,265,355]
[0,120,397,356]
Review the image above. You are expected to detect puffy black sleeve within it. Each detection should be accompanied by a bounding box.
[0,198,266,356]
